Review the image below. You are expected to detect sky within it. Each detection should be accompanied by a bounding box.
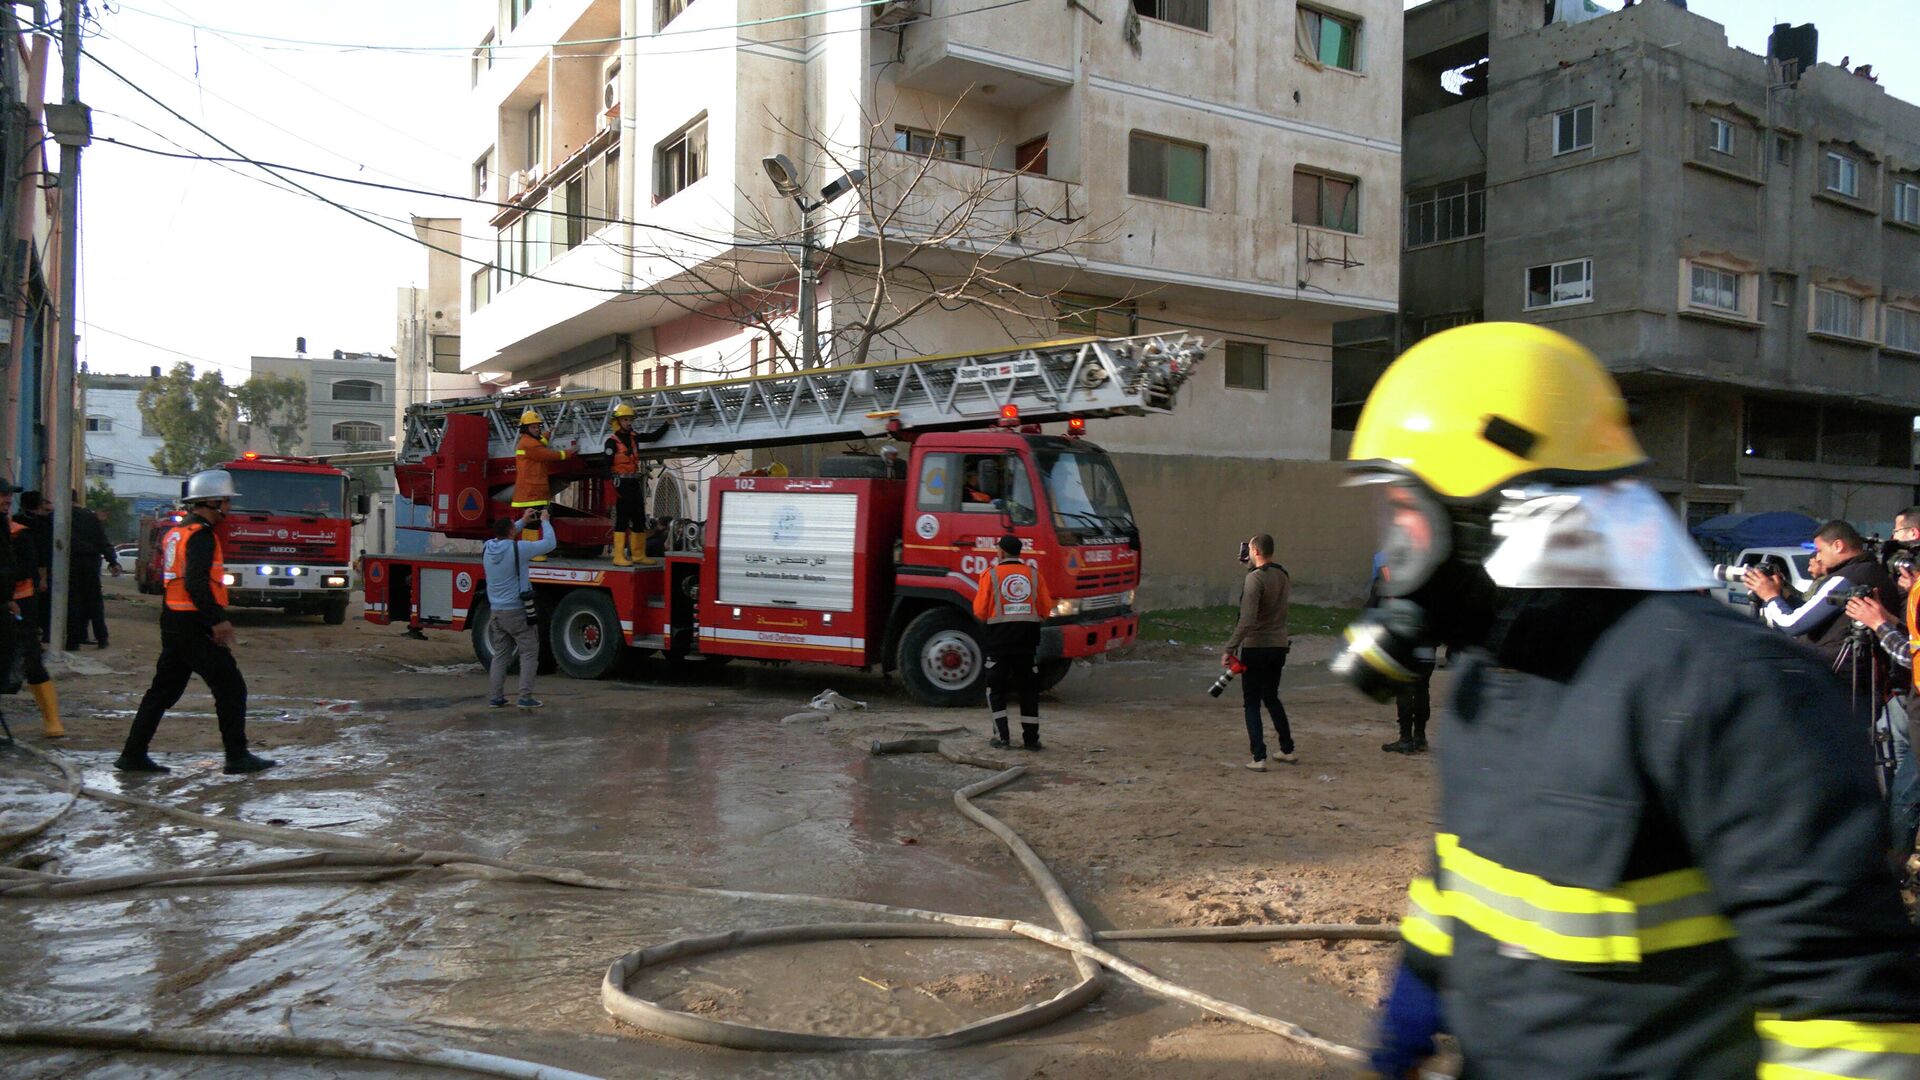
[60,2,1920,383]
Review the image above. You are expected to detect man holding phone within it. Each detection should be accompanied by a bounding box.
[482,507,556,708]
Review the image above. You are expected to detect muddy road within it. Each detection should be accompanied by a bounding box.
[0,576,1436,1078]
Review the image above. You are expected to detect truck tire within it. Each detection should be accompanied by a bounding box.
[470,597,514,673]
[549,590,623,680]
[897,607,985,707]
[1038,658,1072,693]
[323,597,349,625]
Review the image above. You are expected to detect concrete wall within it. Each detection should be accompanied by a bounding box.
[81,382,183,500]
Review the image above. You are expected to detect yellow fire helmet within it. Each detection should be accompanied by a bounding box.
[518,409,543,426]
[1349,322,1646,501]
[612,403,636,419]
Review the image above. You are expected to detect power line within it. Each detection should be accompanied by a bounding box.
[81,321,256,378]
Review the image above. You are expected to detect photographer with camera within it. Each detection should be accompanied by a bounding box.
[1746,520,1896,665]
[1223,533,1294,771]
[481,507,556,709]
[1846,517,1920,854]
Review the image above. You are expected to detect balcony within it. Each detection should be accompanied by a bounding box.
[857,148,1084,257]
[894,0,1073,107]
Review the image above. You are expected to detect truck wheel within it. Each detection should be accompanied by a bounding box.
[470,597,515,673]
[1038,659,1072,693]
[550,590,623,680]
[897,607,985,707]
[323,597,349,625]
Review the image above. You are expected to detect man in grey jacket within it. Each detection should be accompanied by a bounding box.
[1223,532,1294,770]
[482,508,556,708]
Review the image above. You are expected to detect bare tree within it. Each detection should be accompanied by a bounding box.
[616,95,1130,375]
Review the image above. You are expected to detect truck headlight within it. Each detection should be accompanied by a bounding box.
[287,567,306,577]
[323,575,348,588]
[1123,589,1135,607]
[1052,597,1082,618]
[221,573,238,586]
[257,565,275,576]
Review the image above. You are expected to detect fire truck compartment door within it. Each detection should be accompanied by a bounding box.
[418,568,456,621]
[717,491,857,612]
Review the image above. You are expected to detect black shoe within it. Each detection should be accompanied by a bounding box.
[96,640,109,650]
[223,752,278,775]
[1410,738,1429,753]
[114,753,170,774]
[1021,740,1044,751]
[988,735,1010,749]
[403,628,428,640]
[1382,739,1422,755]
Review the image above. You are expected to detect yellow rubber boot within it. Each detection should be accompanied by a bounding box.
[610,532,632,567]
[31,680,63,738]
[524,527,549,562]
[631,532,657,566]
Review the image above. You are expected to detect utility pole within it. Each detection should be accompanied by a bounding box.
[45,0,90,656]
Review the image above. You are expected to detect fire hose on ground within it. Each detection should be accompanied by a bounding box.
[0,735,1403,1077]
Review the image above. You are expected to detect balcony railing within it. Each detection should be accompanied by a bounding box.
[860,148,1082,254]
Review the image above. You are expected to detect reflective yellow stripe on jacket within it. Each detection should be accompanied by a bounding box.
[1757,1016,1920,1079]
[1399,833,1735,964]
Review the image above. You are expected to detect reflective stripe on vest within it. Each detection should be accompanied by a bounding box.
[1398,833,1736,965]
[1757,1015,1920,1080]
[162,522,229,612]
[610,430,640,476]
[7,520,31,600]
[983,562,1041,624]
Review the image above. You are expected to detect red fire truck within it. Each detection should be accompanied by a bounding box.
[362,335,1200,705]
[136,453,366,624]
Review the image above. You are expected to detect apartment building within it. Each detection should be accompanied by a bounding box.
[1341,0,1920,527]
[392,216,491,554]
[80,371,186,514]
[248,351,399,460]
[460,0,1402,601]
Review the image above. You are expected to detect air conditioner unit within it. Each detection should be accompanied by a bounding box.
[601,56,623,124]
[508,169,532,198]
[872,0,923,27]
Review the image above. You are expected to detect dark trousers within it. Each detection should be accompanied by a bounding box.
[65,568,103,649]
[985,623,1041,744]
[0,609,49,690]
[1397,663,1435,743]
[122,624,250,758]
[1240,646,1293,760]
[612,478,646,532]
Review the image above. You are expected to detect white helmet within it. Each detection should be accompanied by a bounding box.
[183,469,240,505]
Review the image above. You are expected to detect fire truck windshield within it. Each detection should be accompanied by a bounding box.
[1034,448,1135,540]
[228,471,346,517]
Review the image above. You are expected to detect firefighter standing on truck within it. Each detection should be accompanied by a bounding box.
[1333,323,1920,1079]
[513,408,567,560]
[973,534,1050,751]
[0,476,63,737]
[603,403,668,567]
[114,470,275,775]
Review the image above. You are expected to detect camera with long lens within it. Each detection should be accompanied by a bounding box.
[1825,583,1875,607]
[1208,655,1247,697]
[1711,563,1749,584]
[1714,554,1792,585]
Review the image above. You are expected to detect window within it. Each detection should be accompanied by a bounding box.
[1133,0,1207,32]
[891,125,963,160]
[1707,117,1734,155]
[954,454,1033,514]
[471,264,493,312]
[656,116,708,201]
[916,452,960,511]
[1823,151,1859,197]
[1404,175,1485,247]
[1056,293,1136,337]
[1420,312,1479,338]
[471,32,493,86]
[658,0,692,27]
[84,416,111,433]
[564,175,586,249]
[1770,273,1794,307]
[1297,5,1358,71]
[331,421,384,444]
[1688,264,1742,313]
[1222,341,1266,391]
[1553,104,1594,155]
[431,335,461,373]
[473,148,492,198]
[331,379,381,403]
[524,100,543,171]
[1526,259,1593,309]
[1812,286,1868,338]
[84,461,113,478]
[1744,398,1816,462]
[1775,135,1793,165]
[1293,168,1359,233]
[1128,132,1206,207]
[1887,306,1920,354]
[1894,180,1920,226]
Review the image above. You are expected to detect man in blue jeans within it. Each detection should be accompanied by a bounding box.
[1222,533,1295,771]
[481,507,556,708]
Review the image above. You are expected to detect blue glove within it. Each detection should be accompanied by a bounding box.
[1368,963,1442,1077]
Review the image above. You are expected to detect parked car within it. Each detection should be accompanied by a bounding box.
[1718,545,1815,611]
[114,544,139,575]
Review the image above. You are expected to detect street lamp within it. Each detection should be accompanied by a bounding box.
[762,155,865,368]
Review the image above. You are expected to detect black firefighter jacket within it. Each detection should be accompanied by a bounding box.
[1400,589,1920,1079]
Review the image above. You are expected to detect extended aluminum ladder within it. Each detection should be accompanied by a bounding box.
[394,333,1206,464]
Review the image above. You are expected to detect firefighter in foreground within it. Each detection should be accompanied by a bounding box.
[1336,323,1920,1078]
[973,534,1049,750]
[115,470,275,775]
[0,477,63,737]
[603,403,667,567]
[513,409,567,561]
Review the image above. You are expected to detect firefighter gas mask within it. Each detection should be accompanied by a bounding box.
[1332,478,1713,701]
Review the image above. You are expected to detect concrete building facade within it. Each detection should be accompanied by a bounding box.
[1346,0,1920,528]
[455,0,1404,603]
[249,351,400,460]
[80,371,186,512]
[392,216,490,555]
